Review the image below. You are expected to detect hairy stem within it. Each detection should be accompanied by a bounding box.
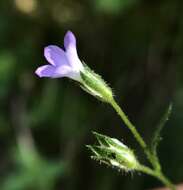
[110,99,175,190]
[139,165,176,190]
[110,99,154,166]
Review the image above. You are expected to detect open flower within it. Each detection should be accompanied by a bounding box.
[35,30,113,103]
[35,31,84,82]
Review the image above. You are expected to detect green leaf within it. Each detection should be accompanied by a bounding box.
[151,103,173,156]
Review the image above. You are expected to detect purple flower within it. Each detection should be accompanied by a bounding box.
[35,31,113,102]
[35,31,84,82]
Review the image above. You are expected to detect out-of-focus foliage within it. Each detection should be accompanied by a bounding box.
[0,0,182,189]
[94,0,138,14]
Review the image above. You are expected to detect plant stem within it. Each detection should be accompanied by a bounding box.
[110,98,175,190]
[110,99,154,166]
[139,165,176,190]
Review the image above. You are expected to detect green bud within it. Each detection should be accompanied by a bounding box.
[80,63,113,103]
[87,132,139,172]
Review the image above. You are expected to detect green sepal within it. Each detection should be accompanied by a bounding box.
[80,63,113,103]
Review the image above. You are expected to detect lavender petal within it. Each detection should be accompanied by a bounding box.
[63,31,83,71]
[64,31,76,50]
[35,64,74,78]
[35,65,56,78]
[44,45,69,66]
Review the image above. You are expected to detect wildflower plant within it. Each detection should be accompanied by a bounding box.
[36,31,176,190]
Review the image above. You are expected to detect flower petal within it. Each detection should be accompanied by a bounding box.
[64,31,84,72]
[64,31,76,50]
[35,65,56,77]
[35,65,72,78]
[44,45,68,66]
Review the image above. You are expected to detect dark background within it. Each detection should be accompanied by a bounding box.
[0,0,183,189]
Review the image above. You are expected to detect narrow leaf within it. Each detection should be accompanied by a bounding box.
[151,103,172,156]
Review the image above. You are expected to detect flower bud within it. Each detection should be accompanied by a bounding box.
[87,132,139,172]
[80,64,113,103]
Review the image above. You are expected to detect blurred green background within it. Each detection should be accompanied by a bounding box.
[0,0,183,189]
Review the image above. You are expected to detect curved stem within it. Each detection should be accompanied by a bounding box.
[139,165,176,190]
[157,173,176,190]
[110,99,155,166]
[110,98,175,190]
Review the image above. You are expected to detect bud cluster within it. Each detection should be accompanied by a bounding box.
[87,132,139,172]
